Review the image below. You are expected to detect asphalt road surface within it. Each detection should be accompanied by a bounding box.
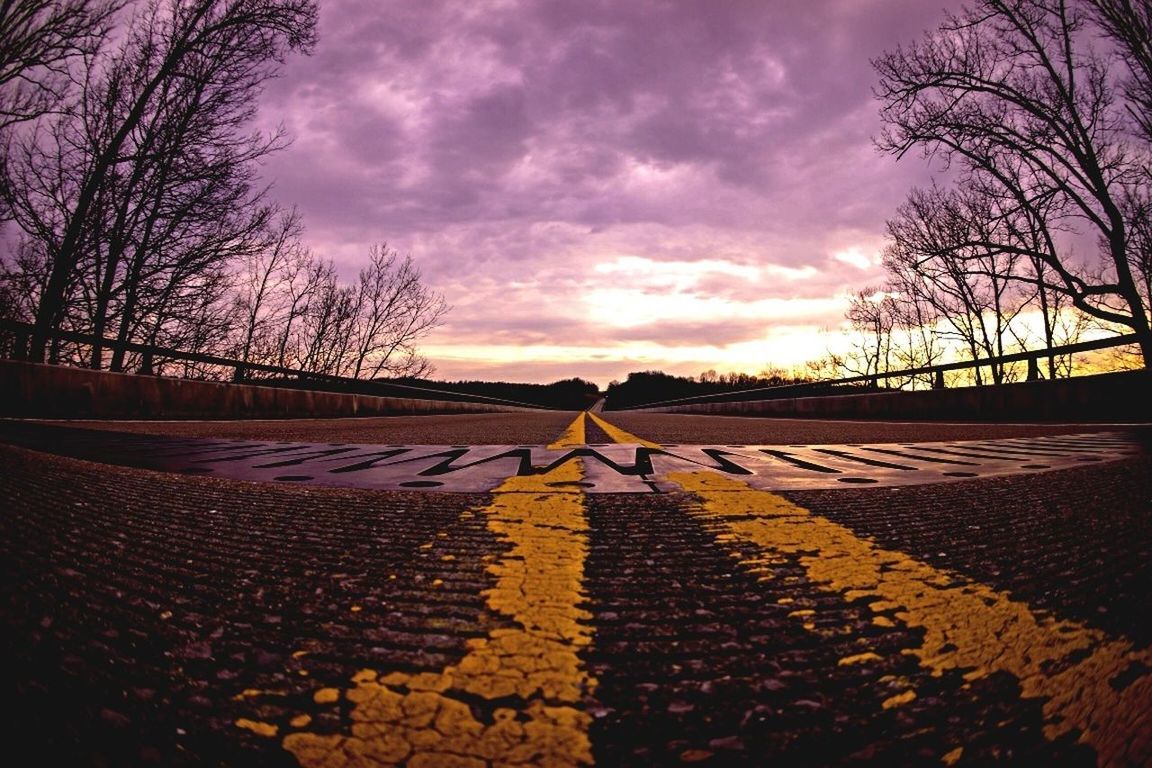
[1,411,1149,767]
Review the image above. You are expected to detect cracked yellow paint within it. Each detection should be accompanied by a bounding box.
[280,413,595,767]
[666,470,1152,767]
[881,690,917,709]
[838,653,883,666]
[237,718,279,737]
[942,746,964,765]
[585,413,1152,766]
[313,688,340,704]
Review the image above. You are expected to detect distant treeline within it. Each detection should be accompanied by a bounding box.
[604,370,816,410]
[393,376,600,411]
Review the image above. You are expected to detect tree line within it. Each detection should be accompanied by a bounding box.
[396,377,601,411]
[604,368,819,411]
[833,0,1151,385]
[0,0,447,380]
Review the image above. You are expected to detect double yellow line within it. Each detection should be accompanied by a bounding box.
[261,411,1149,767]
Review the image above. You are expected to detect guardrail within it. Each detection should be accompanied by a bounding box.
[608,333,1145,411]
[0,319,548,411]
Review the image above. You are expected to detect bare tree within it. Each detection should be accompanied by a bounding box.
[844,288,898,381]
[0,0,125,131]
[346,245,448,379]
[1088,0,1152,143]
[883,266,947,386]
[231,206,305,367]
[296,260,356,376]
[883,185,1033,383]
[836,284,944,389]
[267,241,323,369]
[275,245,447,380]
[2,0,316,364]
[134,255,235,374]
[1,2,450,383]
[874,0,1152,365]
[1129,188,1152,305]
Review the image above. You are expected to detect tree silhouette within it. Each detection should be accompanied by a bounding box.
[2,0,317,363]
[874,0,1152,366]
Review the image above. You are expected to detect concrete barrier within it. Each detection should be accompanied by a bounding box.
[0,360,544,419]
[624,369,1152,422]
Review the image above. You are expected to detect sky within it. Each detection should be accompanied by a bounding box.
[255,0,968,387]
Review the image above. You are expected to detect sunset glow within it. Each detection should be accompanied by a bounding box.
[255,0,969,385]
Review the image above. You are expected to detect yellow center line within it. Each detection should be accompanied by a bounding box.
[592,413,1152,767]
[585,412,660,449]
[549,412,587,449]
[267,411,596,767]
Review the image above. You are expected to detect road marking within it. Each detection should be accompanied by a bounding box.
[585,412,660,448]
[593,413,1152,767]
[549,412,586,449]
[272,412,596,767]
[3,422,1140,492]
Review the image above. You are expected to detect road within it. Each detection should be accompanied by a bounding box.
[1,411,1149,767]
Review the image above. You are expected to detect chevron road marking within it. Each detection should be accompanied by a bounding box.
[7,419,1138,492]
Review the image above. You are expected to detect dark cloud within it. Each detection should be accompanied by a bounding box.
[255,0,967,383]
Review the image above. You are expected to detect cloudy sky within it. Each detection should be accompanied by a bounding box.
[256,0,966,386]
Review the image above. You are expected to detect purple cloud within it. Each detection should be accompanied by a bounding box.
[255,0,967,385]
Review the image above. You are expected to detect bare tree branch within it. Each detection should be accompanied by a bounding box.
[1,0,317,363]
[872,0,1152,365]
[0,0,126,131]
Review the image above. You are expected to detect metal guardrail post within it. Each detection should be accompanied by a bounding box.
[233,364,246,382]
[139,350,154,376]
[934,369,945,389]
